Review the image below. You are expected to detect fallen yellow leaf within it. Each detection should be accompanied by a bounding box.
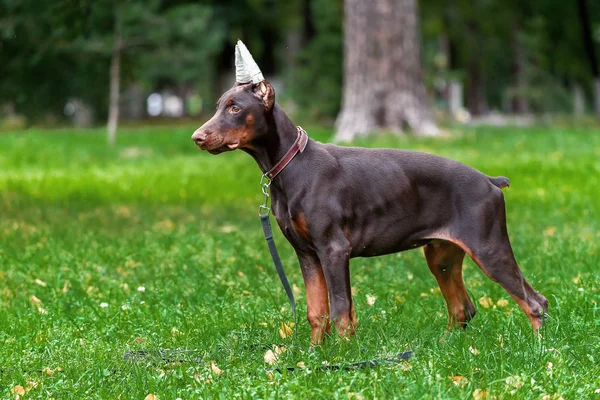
[25,380,39,391]
[264,350,278,365]
[125,259,141,268]
[505,375,523,390]
[42,366,62,376]
[449,375,469,388]
[472,388,488,399]
[153,220,175,230]
[478,296,493,308]
[366,295,376,306]
[211,361,223,375]
[145,394,159,400]
[278,322,293,339]
[496,299,509,307]
[60,280,71,293]
[12,385,25,395]
[348,392,365,400]
[30,295,42,306]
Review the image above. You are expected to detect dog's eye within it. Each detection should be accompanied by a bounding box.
[229,105,241,114]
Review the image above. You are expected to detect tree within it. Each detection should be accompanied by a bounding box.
[578,0,600,118]
[138,4,224,107]
[70,1,170,145]
[0,1,108,121]
[69,1,224,145]
[287,0,343,120]
[335,0,438,141]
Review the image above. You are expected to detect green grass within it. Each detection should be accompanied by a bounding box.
[1,125,599,399]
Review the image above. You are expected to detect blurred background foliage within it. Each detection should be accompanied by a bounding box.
[1,0,599,127]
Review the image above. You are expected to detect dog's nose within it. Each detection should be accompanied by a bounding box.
[192,129,207,143]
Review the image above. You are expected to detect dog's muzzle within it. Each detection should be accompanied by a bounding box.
[191,129,208,148]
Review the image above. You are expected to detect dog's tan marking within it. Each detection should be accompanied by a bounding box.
[291,213,310,241]
[424,241,474,330]
[512,297,543,330]
[305,268,330,345]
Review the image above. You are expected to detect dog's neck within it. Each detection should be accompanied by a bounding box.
[243,104,302,178]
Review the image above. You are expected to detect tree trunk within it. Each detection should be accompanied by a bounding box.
[335,0,438,141]
[448,80,463,116]
[107,24,122,146]
[595,78,600,117]
[511,28,529,114]
[466,21,488,116]
[572,83,585,117]
[302,0,316,45]
[438,34,450,107]
[577,0,600,118]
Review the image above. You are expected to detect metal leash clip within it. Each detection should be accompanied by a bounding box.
[258,173,272,216]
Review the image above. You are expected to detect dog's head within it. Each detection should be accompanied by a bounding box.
[192,40,275,154]
[191,81,274,154]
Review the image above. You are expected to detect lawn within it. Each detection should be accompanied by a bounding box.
[0,125,599,399]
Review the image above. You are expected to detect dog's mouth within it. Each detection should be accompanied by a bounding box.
[196,138,240,154]
[206,146,232,155]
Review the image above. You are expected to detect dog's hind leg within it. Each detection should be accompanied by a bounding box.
[454,192,548,330]
[466,241,547,330]
[424,240,476,330]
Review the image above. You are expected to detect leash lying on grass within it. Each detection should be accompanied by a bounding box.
[123,347,413,373]
[274,350,413,373]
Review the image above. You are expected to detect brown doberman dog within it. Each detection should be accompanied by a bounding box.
[192,80,548,345]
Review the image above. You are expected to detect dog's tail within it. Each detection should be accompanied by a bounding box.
[489,176,510,189]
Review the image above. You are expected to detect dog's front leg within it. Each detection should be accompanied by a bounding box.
[296,250,331,345]
[316,237,356,338]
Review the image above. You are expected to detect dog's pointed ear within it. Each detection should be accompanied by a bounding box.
[253,81,275,111]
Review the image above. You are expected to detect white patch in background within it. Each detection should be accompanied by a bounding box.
[147,93,163,117]
[164,95,184,117]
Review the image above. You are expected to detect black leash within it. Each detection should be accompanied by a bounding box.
[260,214,297,331]
[275,350,413,373]
[122,347,413,374]
[258,174,298,334]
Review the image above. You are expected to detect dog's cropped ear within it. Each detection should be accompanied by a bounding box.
[253,81,275,111]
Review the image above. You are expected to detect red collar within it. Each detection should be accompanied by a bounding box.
[265,127,309,180]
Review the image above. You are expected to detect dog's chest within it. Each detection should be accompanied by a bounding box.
[272,201,313,250]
